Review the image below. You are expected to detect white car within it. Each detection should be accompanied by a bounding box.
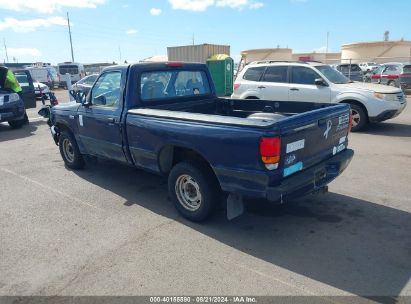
[359,62,379,72]
[232,61,407,131]
[33,81,50,99]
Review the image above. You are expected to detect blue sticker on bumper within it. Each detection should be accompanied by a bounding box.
[283,161,303,177]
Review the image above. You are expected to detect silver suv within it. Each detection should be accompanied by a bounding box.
[232,61,406,131]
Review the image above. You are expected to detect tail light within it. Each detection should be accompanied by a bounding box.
[348,111,353,133]
[233,83,240,91]
[260,137,281,170]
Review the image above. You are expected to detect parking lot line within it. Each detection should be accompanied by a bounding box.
[0,167,101,211]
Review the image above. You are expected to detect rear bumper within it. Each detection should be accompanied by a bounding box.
[266,149,354,202]
[215,149,354,202]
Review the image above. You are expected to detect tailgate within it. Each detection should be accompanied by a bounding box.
[277,104,351,178]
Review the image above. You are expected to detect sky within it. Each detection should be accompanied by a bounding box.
[0,0,410,65]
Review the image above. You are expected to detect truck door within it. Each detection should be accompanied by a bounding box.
[288,66,331,103]
[77,70,126,163]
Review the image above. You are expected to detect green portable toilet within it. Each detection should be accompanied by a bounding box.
[206,54,234,97]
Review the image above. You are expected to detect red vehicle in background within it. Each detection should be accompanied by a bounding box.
[371,63,404,88]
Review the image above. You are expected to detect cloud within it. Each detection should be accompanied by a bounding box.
[0,0,106,14]
[0,16,68,33]
[168,0,214,11]
[313,46,329,53]
[249,1,263,8]
[126,29,137,35]
[121,4,129,8]
[8,47,41,57]
[168,0,263,11]
[150,8,162,16]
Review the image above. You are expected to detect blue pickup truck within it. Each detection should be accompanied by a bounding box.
[44,62,354,221]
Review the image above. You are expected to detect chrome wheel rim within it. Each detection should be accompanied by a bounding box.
[351,109,360,128]
[62,138,75,163]
[175,174,202,211]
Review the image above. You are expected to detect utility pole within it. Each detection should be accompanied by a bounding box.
[325,31,329,64]
[67,12,75,62]
[192,33,195,45]
[3,38,9,63]
[326,32,329,54]
[118,46,122,63]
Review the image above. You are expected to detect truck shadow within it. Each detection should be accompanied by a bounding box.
[74,160,411,302]
[0,121,39,142]
[362,122,411,137]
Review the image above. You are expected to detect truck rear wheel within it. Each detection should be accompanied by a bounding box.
[58,131,85,169]
[168,161,220,222]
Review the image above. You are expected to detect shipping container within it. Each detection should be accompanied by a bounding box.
[167,44,230,63]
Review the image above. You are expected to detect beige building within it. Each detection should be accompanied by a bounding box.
[341,40,411,63]
[240,48,293,63]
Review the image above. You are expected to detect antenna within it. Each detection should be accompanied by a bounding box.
[67,12,75,62]
[3,38,9,62]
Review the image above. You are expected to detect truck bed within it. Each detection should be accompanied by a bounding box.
[128,98,341,128]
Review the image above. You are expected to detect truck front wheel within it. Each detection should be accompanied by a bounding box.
[58,131,85,169]
[168,161,220,222]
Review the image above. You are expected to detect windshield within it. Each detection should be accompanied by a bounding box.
[316,65,350,84]
[59,65,79,75]
[15,74,30,87]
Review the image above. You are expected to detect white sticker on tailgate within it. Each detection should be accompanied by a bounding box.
[286,139,305,154]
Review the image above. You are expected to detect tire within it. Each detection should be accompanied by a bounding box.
[8,111,28,129]
[349,103,367,132]
[168,161,221,222]
[58,131,85,169]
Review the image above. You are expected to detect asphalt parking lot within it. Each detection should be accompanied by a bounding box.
[0,91,410,299]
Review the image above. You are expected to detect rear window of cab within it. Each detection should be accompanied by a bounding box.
[140,70,211,101]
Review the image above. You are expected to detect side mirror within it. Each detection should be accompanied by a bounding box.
[38,106,50,118]
[69,90,87,104]
[315,78,328,86]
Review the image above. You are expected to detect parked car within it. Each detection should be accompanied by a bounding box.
[336,64,364,82]
[41,62,354,222]
[14,69,37,109]
[25,66,58,88]
[33,81,50,99]
[359,62,378,73]
[371,63,404,87]
[364,66,383,82]
[232,61,407,131]
[0,69,30,128]
[399,64,411,93]
[71,74,98,95]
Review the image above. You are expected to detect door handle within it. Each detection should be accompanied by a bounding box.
[290,88,299,91]
[107,117,116,124]
[257,86,266,89]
